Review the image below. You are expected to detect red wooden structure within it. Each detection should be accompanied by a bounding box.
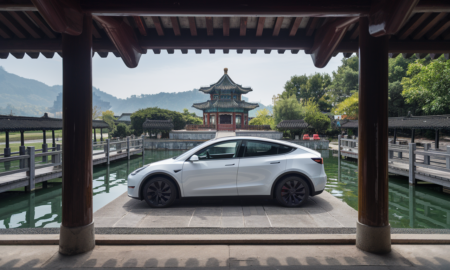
[1,0,450,255]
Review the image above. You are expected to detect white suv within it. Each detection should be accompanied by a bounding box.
[128,137,327,207]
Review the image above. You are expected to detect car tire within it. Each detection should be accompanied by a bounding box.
[142,177,177,208]
[275,176,310,207]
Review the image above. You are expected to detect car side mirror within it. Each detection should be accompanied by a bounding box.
[190,155,199,162]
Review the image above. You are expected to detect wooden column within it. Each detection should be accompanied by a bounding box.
[93,128,97,143]
[100,128,103,141]
[435,129,439,149]
[411,129,415,143]
[42,130,48,162]
[356,17,391,254]
[232,112,236,131]
[59,14,95,255]
[393,128,397,144]
[52,130,56,148]
[4,131,10,170]
[19,131,25,169]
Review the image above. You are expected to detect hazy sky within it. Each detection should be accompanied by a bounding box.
[1,50,344,106]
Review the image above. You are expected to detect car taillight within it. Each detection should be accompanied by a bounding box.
[312,158,323,164]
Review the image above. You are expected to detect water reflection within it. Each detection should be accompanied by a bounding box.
[0,150,185,229]
[327,150,450,229]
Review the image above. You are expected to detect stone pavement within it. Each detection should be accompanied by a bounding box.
[94,191,357,228]
[1,244,450,269]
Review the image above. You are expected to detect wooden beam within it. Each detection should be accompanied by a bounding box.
[256,17,265,36]
[250,49,257,54]
[26,52,39,58]
[167,49,174,54]
[272,17,284,36]
[41,52,54,58]
[181,49,187,54]
[194,49,201,54]
[153,49,160,54]
[97,52,108,58]
[170,17,181,36]
[188,17,197,36]
[11,52,24,58]
[402,53,414,58]
[264,49,271,54]
[8,11,40,38]
[397,13,432,40]
[151,16,164,36]
[413,12,447,40]
[240,17,247,36]
[222,17,229,36]
[237,49,243,54]
[278,49,285,54]
[209,49,215,54]
[205,17,213,36]
[343,52,353,58]
[306,17,320,36]
[223,49,229,54]
[0,12,25,38]
[349,23,359,39]
[415,53,427,58]
[291,49,299,54]
[133,16,147,36]
[429,53,442,59]
[368,0,419,37]
[289,17,302,36]
[388,53,399,58]
[24,11,55,39]
[94,16,143,68]
[0,52,9,58]
[0,23,11,38]
[310,17,358,68]
[31,0,83,35]
[426,15,450,40]
[91,22,101,38]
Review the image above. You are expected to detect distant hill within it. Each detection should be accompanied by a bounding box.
[0,66,272,118]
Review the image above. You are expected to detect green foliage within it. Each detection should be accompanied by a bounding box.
[182,108,203,125]
[333,92,359,119]
[273,95,304,128]
[328,56,359,104]
[249,108,274,126]
[303,99,330,133]
[113,123,130,138]
[101,110,116,135]
[131,107,186,135]
[282,73,331,106]
[402,56,450,115]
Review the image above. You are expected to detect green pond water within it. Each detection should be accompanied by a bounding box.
[0,150,449,229]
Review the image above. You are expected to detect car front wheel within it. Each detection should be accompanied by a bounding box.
[143,177,177,208]
[275,176,310,207]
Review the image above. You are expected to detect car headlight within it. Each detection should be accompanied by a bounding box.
[131,165,149,175]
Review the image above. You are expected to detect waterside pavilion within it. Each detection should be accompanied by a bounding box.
[1,0,450,255]
[193,68,259,131]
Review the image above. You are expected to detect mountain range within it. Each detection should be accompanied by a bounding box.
[0,66,272,118]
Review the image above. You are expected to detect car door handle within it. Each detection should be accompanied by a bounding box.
[270,161,280,164]
[225,164,235,166]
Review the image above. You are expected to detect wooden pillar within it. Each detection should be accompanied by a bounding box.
[411,129,415,143]
[42,130,48,162]
[356,17,390,254]
[4,131,11,170]
[93,128,97,143]
[393,128,397,144]
[435,129,439,149]
[100,128,103,141]
[52,130,56,148]
[232,112,236,131]
[59,14,95,255]
[19,131,26,169]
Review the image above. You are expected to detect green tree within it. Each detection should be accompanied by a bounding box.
[182,108,203,125]
[273,95,304,128]
[306,73,331,102]
[113,123,130,138]
[402,56,450,115]
[305,113,331,134]
[283,75,309,101]
[333,92,359,119]
[101,110,116,134]
[249,108,274,126]
[131,107,186,135]
[328,56,359,104]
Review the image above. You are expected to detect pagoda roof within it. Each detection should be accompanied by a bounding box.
[192,99,259,111]
[199,68,253,95]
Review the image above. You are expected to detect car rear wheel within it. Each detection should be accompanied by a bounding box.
[143,177,177,208]
[275,176,309,207]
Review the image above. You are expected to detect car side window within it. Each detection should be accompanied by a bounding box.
[196,140,241,160]
[278,144,293,154]
[243,141,279,157]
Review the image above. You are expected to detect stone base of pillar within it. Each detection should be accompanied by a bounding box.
[356,221,391,254]
[59,222,95,255]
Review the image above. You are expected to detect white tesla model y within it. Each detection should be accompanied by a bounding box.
[128,137,327,207]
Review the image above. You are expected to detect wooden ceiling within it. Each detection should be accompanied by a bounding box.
[0,0,449,68]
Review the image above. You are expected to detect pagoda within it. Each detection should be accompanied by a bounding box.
[193,68,259,131]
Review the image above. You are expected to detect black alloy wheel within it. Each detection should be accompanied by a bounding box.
[275,176,309,207]
[143,177,177,208]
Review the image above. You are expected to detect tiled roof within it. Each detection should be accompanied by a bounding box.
[0,114,109,131]
[199,73,252,95]
[192,99,259,110]
[117,113,132,121]
[142,119,174,130]
[276,120,309,129]
[341,115,450,129]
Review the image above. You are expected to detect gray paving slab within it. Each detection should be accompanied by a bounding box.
[264,207,319,227]
[138,208,195,228]
[221,207,245,227]
[94,217,121,227]
[243,206,271,227]
[189,207,222,227]
[114,211,147,227]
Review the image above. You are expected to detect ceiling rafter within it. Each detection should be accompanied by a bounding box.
[256,17,265,36]
[24,11,55,38]
[0,12,26,38]
[240,17,247,36]
[8,11,40,38]
[222,17,229,36]
[349,23,359,39]
[0,23,11,38]
[413,12,447,40]
[170,17,181,36]
[0,53,8,59]
[397,12,431,40]
[272,17,284,36]
[151,16,164,36]
[41,52,54,58]
[133,16,147,36]
[306,17,320,36]
[278,49,285,54]
[26,52,39,58]
[289,17,302,36]
[188,17,197,36]
[91,22,101,38]
[205,17,213,36]
[426,15,450,40]
[11,52,24,58]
